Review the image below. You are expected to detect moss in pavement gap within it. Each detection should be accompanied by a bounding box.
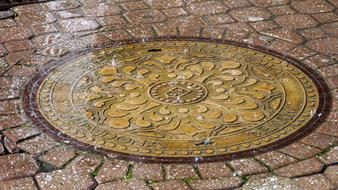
[192,164,202,178]
[182,177,199,185]
[242,176,250,183]
[124,164,134,180]
[315,144,337,157]
[253,157,273,173]
[91,161,104,177]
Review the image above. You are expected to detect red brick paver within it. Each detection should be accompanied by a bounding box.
[0,0,337,189]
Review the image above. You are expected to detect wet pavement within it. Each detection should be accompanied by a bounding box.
[0,0,337,189]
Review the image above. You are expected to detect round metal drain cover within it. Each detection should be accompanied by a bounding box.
[24,40,329,162]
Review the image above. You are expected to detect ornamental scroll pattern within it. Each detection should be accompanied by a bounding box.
[73,52,285,140]
[36,41,319,158]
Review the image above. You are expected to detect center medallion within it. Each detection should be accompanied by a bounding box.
[149,81,208,105]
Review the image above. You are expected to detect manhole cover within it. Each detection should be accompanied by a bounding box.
[24,40,329,163]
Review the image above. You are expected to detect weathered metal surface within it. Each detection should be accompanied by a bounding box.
[26,40,325,162]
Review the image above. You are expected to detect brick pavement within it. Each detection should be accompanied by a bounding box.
[0,0,337,189]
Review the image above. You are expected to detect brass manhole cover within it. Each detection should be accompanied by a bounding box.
[24,40,329,162]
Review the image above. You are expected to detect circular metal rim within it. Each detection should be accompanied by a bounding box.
[22,37,332,163]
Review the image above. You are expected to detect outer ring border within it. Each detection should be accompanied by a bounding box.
[22,37,332,164]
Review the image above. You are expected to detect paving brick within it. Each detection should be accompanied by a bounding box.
[197,162,233,179]
[151,180,191,190]
[66,155,101,173]
[3,136,19,153]
[278,142,321,159]
[54,9,83,19]
[162,8,189,18]
[126,10,166,24]
[153,23,178,36]
[32,33,73,48]
[133,163,163,181]
[268,39,298,53]
[41,0,80,11]
[0,140,4,155]
[229,7,271,22]
[248,0,288,7]
[36,155,100,189]
[0,58,8,68]
[319,146,338,165]
[96,16,127,27]
[19,54,51,66]
[242,176,302,190]
[206,14,235,25]
[261,29,304,44]
[5,50,35,66]
[4,40,35,52]
[95,159,128,184]
[319,64,338,78]
[202,27,225,39]
[0,19,17,28]
[0,1,336,189]
[275,14,318,29]
[40,146,76,169]
[0,100,19,115]
[0,77,26,90]
[228,158,267,176]
[245,33,274,47]
[0,27,33,44]
[0,115,26,130]
[328,0,338,7]
[223,0,252,8]
[104,30,131,41]
[0,177,38,190]
[31,24,58,35]
[120,1,149,10]
[146,0,184,9]
[0,87,19,100]
[287,46,317,60]
[95,180,150,190]
[291,0,334,14]
[295,174,335,190]
[307,37,338,55]
[255,151,298,169]
[300,133,337,149]
[268,5,296,16]
[0,153,39,181]
[324,165,338,186]
[59,18,101,32]
[17,136,59,155]
[299,27,328,40]
[82,3,121,16]
[180,25,202,37]
[275,158,324,178]
[15,12,56,27]
[164,164,198,180]
[190,177,243,190]
[322,22,338,37]
[167,16,207,28]
[250,20,279,31]
[313,12,338,23]
[127,26,154,38]
[304,54,336,68]
[0,45,7,57]
[188,1,229,16]
[35,168,96,190]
